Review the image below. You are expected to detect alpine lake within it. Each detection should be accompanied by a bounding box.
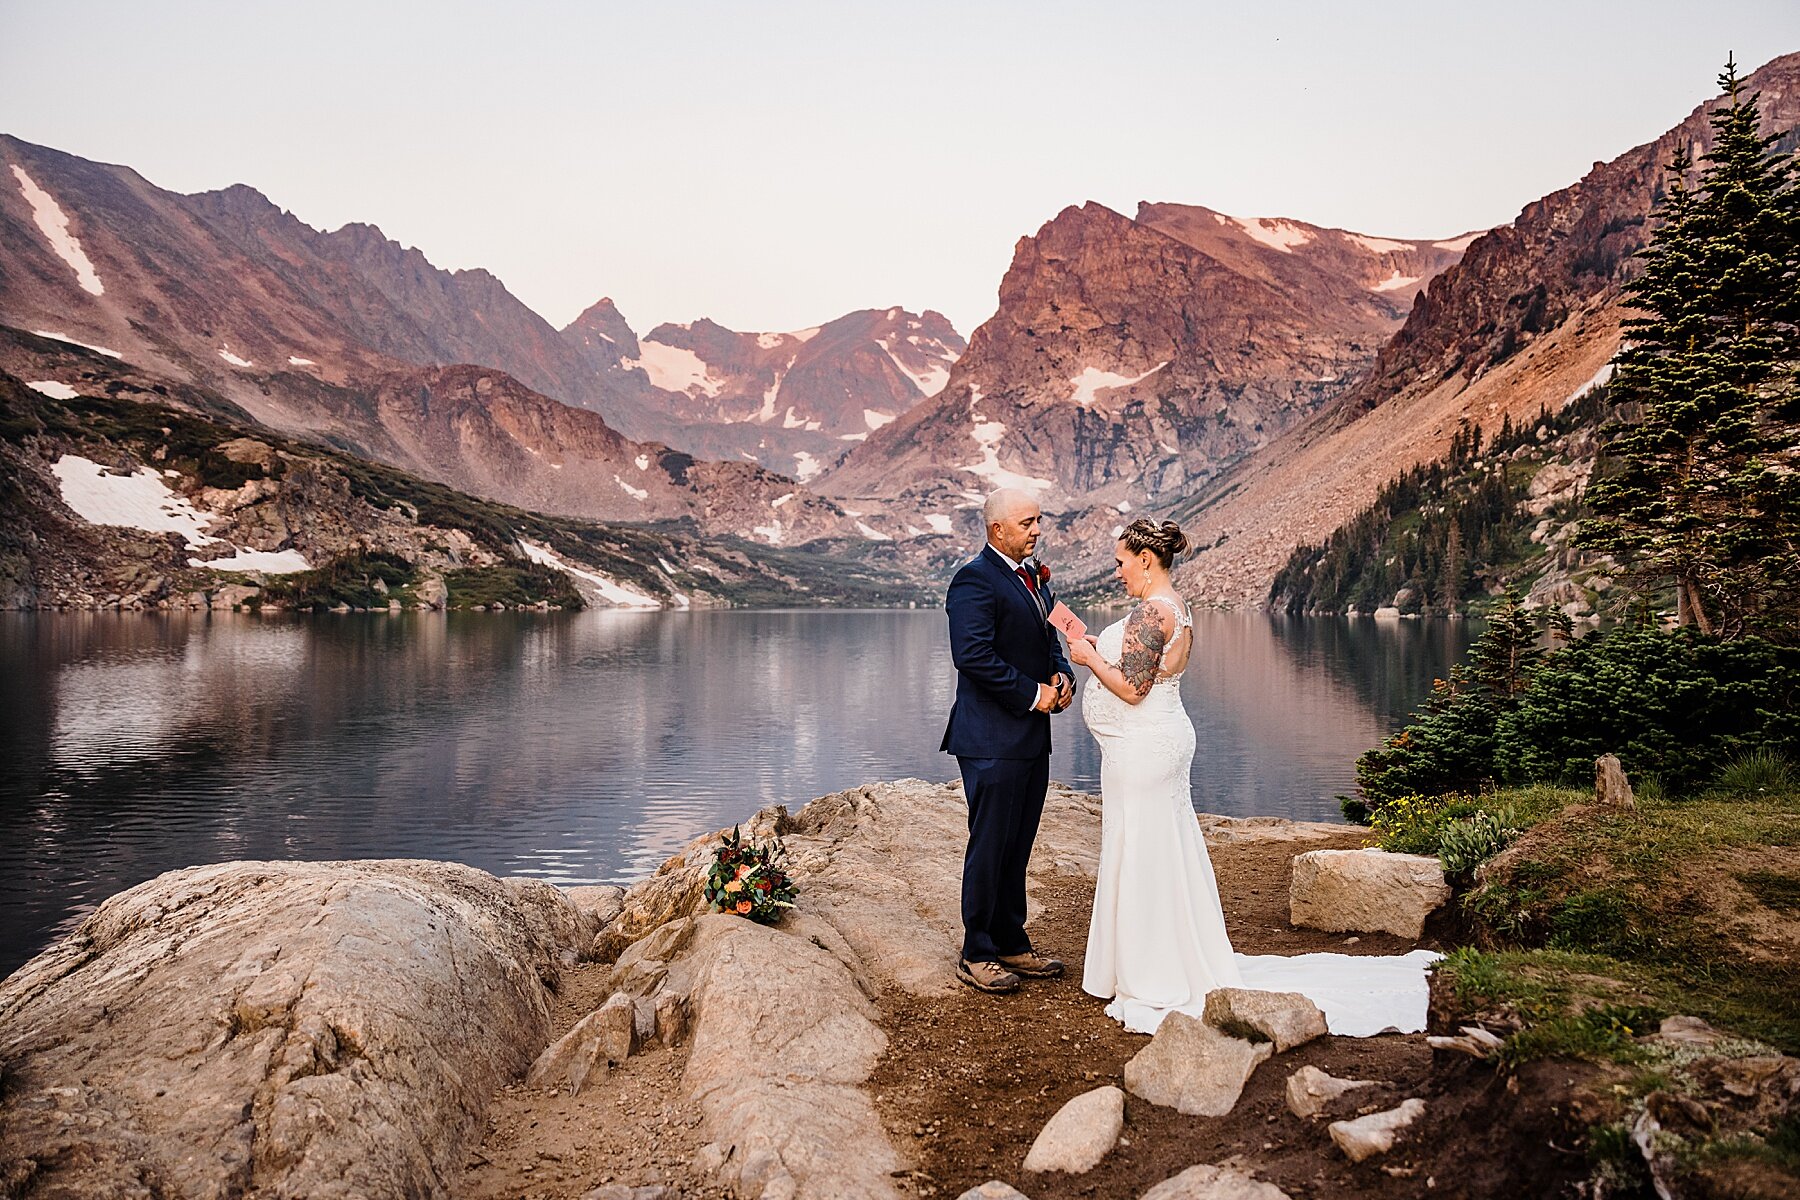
[0,607,1475,975]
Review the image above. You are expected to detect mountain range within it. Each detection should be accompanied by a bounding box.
[5,50,1797,608]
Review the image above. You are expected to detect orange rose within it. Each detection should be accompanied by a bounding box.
[725,880,743,893]
[735,900,753,914]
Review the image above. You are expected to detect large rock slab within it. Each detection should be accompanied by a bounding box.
[1124,1012,1273,1117]
[1289,848,1450,939]
[1203,987,1327,1052]
[1140,1163,1293,1199]
[0,859,588,1199]
[677,914,902,1199]
[1021,1085,1124,1174]
[1329,1097,1427,1162]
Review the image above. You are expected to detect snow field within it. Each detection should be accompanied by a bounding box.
[11,165,105,296]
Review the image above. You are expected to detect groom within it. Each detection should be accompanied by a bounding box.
[942,488,1074,994]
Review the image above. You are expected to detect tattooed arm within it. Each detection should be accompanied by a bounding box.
[1068,601,1172,706]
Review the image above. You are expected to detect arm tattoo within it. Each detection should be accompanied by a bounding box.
[1119,602,1168,697]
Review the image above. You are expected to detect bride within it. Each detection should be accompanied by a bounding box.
[1064,519,1242,1033]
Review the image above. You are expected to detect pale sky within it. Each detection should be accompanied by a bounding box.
[3,2,1796,339]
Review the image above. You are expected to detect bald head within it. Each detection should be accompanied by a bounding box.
[983,489,1042,561]
[982,489,1036,527]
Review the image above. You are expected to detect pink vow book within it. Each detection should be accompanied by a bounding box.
[1047,601,1086,640]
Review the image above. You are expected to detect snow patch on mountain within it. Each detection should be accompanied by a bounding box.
[1567,362,1615,404]
[614,474,649,501]
[863,408,896,431]
[878,337,955,398]
[1433,233,1482,252]
[1068,362,1167,407]
[792,452,822,483]
[11,165,105,296]
[856,520,890,541]
[288,356,315,366]
[218,347,254,368]
[33,330,121,359]
[1231,216,1313,253]
[188,548,311,574]
[52,455,217,547]
[963,391,1054,492]
[623,340,723,397]
[1370,271,1423,294]
[27,381,79,400]
[518,540,660,608]
[925,514,954,535]
[1347,233,1415,254]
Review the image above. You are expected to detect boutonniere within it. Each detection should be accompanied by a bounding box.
[1036,561,1052,587]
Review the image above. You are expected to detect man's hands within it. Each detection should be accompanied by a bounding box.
[1032,675,1073,713]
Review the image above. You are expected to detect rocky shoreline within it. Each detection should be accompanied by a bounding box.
[2,781,1790,1199]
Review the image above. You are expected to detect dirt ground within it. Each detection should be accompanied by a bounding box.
[460,827,1595,1200]
[459,962,711,1200]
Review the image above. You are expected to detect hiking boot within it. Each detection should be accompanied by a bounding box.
[957,958,1021,994]
[997,951,1065,979]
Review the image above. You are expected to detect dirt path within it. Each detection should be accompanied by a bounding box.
[456,825,1585,1200]
[867,829,1469,1199]
[459,961,710,1199]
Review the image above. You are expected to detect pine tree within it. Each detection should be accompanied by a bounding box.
[1440,520,1465,614]
[1467,589,1543,697]
[1581,57,1800,638]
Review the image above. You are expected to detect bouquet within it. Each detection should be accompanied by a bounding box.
[702,826,798,924]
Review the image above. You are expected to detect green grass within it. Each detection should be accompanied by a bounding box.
[443,564,583,610]
[1715,749,1797,796]
[1456,788,1800,1052]
[260,552,420,611]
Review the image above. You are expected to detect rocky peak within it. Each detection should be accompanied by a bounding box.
[824,197,1464,520]
[562,297,640,363]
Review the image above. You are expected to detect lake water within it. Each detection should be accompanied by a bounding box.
[0,609,1473,976]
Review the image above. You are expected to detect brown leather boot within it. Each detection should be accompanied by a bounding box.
[997,951,1065,979]
[957,958,1022,993]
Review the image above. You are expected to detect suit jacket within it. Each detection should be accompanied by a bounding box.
[941,545,1074,760]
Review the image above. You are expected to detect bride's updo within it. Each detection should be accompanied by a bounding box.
[1120,518,1190,569]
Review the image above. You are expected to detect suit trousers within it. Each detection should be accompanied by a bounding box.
[957,754,1050,961]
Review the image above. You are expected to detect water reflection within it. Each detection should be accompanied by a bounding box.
[0,609,1469,975]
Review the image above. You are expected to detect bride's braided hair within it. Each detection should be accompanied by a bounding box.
[1120,519,1189,569]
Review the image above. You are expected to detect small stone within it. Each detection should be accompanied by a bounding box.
[1284,1065,1376,1120]
[1124,1012,1273,1117]
[956,1184,1032,1200]
[694,1143,730,1176]
[654,991,690,1047]
[1139,1163,1293,1199]
[1203,988,1328,1052]
[1329,1098,1427,1162]
[598,992,638,1062]
[526,1010,611,1093]
[1021,1085,1124,1174]
[1655,1015,1721,1046]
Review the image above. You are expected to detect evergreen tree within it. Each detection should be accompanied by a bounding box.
[1580,57,1800,638]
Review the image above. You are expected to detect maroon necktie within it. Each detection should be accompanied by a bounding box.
[1016,566,1037,594]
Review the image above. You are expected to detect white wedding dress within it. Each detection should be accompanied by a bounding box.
[1081,595,1438,1036]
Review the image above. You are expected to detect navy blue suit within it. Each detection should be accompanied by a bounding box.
[942,545,1073,961]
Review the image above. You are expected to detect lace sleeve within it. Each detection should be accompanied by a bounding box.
[1118,601,1171,698]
